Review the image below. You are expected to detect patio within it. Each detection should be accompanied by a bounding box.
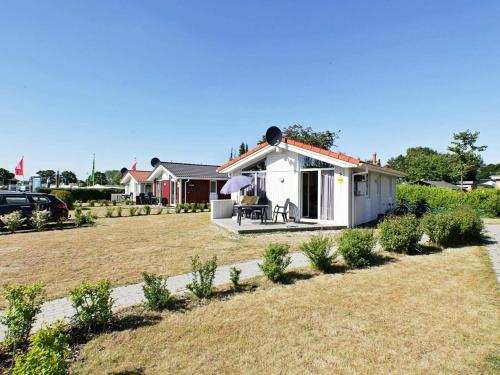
[212,217,345,234]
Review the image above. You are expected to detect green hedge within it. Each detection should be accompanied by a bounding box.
[397,184,500,217]
[37,188,124,203]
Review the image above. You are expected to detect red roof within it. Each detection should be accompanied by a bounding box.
[218,138,360,171]
[129,170,151,183]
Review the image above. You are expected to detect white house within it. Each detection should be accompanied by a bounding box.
[120,170,153,201]
[213,137,406,227]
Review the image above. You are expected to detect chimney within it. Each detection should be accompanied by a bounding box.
[372,152,377,164]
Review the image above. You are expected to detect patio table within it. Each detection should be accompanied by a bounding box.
[235,204,269,225]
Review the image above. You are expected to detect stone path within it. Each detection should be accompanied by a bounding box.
[0,252,310,342]
[485,224,500,283]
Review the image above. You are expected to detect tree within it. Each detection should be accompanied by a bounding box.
[104,170,122,185]
[238,142,248,156]
[448,130,487,190]
[61,171,78,184]
[259,124,340,150]
[477,163,500,180]
[37,170,56,187]
[87,171,108,185]
[0,168,15,184]
[386,147,456,183]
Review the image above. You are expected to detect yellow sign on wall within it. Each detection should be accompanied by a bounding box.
[337,177,344,184]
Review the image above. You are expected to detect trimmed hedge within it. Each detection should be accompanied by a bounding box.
[37,188,124,203]
[397,184,500,217]
[378,215,422,253]
[50,190,74,209]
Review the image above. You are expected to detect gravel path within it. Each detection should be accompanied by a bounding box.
[0,252,310,342]
[485,224,500,283]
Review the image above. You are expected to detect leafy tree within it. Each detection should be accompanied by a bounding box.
[386,147,456,182]
[0,168,15,184]
[37,170,56,187]
[87,171,108,185]
[104,170,122,185]
[61,170,78,184]
[477,163,500,180]
[448,130,487,189]
[259,124,340,150]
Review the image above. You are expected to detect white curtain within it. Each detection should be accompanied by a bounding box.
[320,171,334,220]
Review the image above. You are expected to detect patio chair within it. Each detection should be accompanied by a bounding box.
[273,198,290,223]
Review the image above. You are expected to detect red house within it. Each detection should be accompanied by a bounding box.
[147,161,230,206]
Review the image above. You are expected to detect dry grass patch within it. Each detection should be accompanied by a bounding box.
[72,246,500,374]
[0,213,336,306]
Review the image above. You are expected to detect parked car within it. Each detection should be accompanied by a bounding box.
[0,191,69,226]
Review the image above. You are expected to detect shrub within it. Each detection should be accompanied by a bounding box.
[421,209,483,246]
[300,234,336,272]
[9,322,69,375]
[259,243,292,282]
[69,280,113,332]
[129,207,138,216]
[124,198,130,206]
[186,255,218,299]
[190,203,197,212]
[105,207,114,218]
[207,203,211,212]
[112,199,117,206]
[116,206,122,217]
[200,202,206,211]
[75,211,96,227]
[183,204,189,213]
[37,188,125,203]
[0,211,25,232]
[88,200,96,207]
[100,199,109,207]
[50,190,74,210]
[397,184,500,217]
[30,209,51,231]
[143,205,151,215]
[378,215,422,253]
[229,267,242,291]
[0,283,44,351]
[175,204,182,214]
[337,229,375,268]
[142,272,176,311]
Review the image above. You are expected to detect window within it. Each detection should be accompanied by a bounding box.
[354,175,369,196]
[5,196,30,205]
[30,196,49,204]
[210,180,217,194]
[299,155,336,169]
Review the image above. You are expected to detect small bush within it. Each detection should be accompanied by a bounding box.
[175,204,182,214]
[105,207,114,218]
[100,200,109,207]
[124,198,130,206]
[207,203,211,212]
[75,211,96,227]
[129,207,138,216]
[112,199,117,206]
[200,202,206,211]
[300,234,336,272]
[9,322,69,375]
[88,200,96,207]
[50,190,74,210]
[229,267,242,291]
[0,211,25,232]
[190,203,197,212]
[186,255,218,299]
[421,208,483,246]
[378,215,422,253]
[0,283,44,351]
[30,209,50,231]
[143,205,151,215]
[69,280,113,332]
[183,204,189,213]
[337,229,375,268]
[142,272,176,311]
[116,206,122,217]
[259,243,292,282]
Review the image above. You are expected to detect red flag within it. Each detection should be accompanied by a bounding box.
[131,160,137,171]
[15,157,24,176]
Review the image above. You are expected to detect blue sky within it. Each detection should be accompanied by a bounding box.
[1,1,499,179]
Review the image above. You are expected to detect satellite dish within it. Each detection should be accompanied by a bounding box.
[151,157,160,168]
[265,126,282,146]
[120,167,128,175]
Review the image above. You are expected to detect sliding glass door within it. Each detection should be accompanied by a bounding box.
[320,170,334,221]
[301,171,318,219]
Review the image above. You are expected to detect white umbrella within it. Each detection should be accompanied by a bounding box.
[220,175,253,195]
